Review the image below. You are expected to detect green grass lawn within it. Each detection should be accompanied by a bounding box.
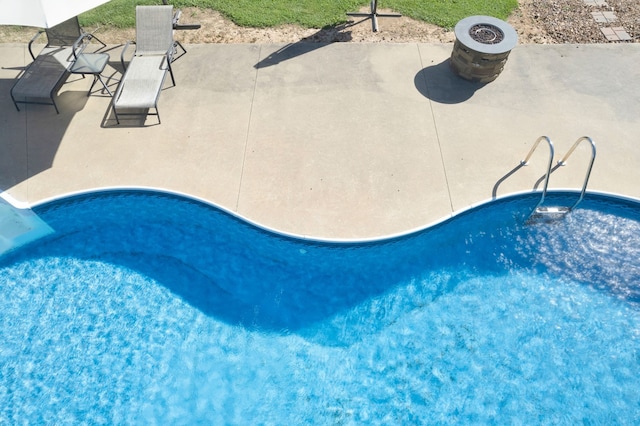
[81,0,518,30]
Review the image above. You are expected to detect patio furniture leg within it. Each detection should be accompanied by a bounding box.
[11,92,20,111]
[89,74,113,97]
[113,105,120,124]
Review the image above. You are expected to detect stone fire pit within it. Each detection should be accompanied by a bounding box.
[450,15,518,83]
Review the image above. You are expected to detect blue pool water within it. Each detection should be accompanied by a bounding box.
[1,190,639,423]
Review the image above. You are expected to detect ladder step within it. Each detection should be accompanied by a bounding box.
[527,206,571,224]
[522,136,596,224]
[535,206,571,214]
[0,196,53,255]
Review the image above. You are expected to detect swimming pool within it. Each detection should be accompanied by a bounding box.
[1,189,639,423]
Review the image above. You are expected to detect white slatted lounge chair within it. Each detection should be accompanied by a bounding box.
[111,5,176,125]
[11,17,103,113]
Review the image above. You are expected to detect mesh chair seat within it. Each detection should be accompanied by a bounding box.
[10,17,85,113]
[11,47,72,100]
[113,56,168,109]
[111,5,175,125]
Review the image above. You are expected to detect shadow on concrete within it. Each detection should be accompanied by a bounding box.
[0,77,88,193]
[254,23,358,69]
[415,58,486,104]
[0,44,125,192]
[101,106,155,128]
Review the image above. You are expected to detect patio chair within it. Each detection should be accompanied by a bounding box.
[111,5,176,125]
[10,17,104,113]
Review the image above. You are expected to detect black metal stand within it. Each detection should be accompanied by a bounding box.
[346,0,401,32]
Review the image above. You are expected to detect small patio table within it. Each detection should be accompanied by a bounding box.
[70,52,113,96]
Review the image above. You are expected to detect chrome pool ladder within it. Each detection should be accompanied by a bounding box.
[522,136,596,221]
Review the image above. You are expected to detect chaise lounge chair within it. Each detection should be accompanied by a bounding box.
[11,17,104,113]
[111,5,176,125]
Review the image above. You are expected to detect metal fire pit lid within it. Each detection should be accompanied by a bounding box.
[454,15,518,54]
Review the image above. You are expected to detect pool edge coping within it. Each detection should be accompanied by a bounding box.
[4,186,640,245]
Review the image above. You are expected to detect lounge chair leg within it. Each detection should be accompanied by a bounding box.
[168,62,176,87]
[172,40,187,62]
[113,107,120,124]
[11,94,20,111]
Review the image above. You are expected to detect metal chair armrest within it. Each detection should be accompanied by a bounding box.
[27,30,45,61]
[172,10,182,27]
[120,41,135,71]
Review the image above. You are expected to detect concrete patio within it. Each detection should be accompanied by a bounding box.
[1,42,639,239]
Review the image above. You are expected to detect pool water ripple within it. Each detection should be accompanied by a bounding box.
[1,190,639,423]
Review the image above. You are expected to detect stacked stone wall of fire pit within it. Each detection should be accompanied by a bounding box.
[450,16,518,84]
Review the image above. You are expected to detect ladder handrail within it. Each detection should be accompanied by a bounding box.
[557,136,596,210]
[521,136,555,211]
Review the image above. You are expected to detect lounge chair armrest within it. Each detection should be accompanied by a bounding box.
[160,51,171,70]
[165,47,175,65]
[172,10,182,27]
[27,30,45,61]
[120,41,135,71]
[171,8,201,30]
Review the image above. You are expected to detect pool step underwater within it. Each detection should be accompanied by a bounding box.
[0,194,53,255]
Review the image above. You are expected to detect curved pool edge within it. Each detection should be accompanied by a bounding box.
[3,188,640,423]
[5,186,640,245]
[0,191,30,209]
